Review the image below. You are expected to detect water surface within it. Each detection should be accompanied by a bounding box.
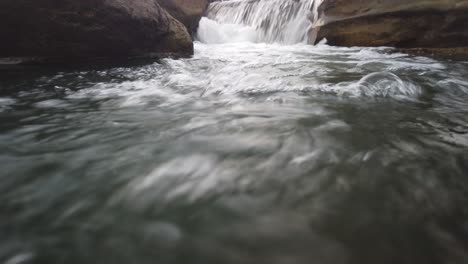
[1,42,468,264]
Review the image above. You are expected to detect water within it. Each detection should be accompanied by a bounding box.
[205,0,321,44]
[2,2,468,264]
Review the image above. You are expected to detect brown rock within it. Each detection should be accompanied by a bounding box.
[317,0,468,22]
[0,0,193,64]
[399,47,468,61]
[312,0,468,52]
[158,0,209,34]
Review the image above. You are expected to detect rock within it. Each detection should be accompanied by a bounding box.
[0,0,193,64]
[398,47,468,61]
[158,0,209,34]
[316,0,468,21]
[311,0,468,50]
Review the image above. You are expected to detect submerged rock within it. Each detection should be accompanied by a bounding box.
[158,0,209,35]
[0,0,193,64]
[311,0,468,52]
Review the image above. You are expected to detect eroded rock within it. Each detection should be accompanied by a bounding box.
[158,0,209,34]
[0,0,193,64]
[312,0,468,51]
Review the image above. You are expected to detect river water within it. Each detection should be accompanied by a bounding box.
[1,4,468,264]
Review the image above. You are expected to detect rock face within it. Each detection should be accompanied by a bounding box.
[158,0,209,34]
[311,0,468,49]
[0,0,193,64]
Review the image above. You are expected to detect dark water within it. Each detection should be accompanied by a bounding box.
[1,43,468,264]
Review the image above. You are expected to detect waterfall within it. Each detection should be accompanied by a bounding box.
[199,0,323,45]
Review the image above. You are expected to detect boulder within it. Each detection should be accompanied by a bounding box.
[158,0,209,34]
[311,0,468,50]
[0,0,193,64]
[316,0,468,21]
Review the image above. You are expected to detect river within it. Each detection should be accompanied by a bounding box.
[1,2,468,264]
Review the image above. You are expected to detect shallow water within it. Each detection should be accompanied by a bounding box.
[1,42,468,264]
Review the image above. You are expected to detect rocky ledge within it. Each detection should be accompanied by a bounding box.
[311,0,468,58]
[0,0,208,64]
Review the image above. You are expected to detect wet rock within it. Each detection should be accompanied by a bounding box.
[399,47,468,61]
[0,0,193,64]
[158,0,209,34]
[311,0,468,52]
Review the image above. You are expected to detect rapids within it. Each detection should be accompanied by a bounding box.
[1,1,468,264]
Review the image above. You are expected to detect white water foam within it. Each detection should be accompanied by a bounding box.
[197,17,258,44]
[204,0,318,44]
[63,42,446,110]
[317,71,423,100]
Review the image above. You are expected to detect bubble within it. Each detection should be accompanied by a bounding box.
[357,72,422,99]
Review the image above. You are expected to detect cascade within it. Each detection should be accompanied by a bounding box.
[199,0,323,44]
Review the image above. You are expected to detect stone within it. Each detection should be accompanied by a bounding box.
[311,0,468,51]
[0,0,193,64]
[158,0,209,34]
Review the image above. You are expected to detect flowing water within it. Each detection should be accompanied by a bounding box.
[205,0,317,44]
[1,1,468,264]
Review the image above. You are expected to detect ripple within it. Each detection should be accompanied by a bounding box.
[1,41,468,264]
[357,72,422,99]
[0,97,16,111]
[34,99,70,109]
